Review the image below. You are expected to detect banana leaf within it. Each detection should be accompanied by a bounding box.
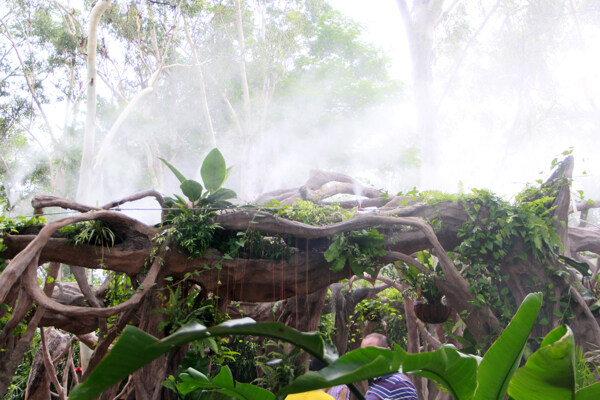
[173,366,275,400]
[69,318,337,400]
[507,325,576,400]
[473,292,543,400]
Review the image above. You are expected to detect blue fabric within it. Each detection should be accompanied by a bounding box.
[365,373,418,400]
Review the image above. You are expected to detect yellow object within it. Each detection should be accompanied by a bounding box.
[285,390,335,400]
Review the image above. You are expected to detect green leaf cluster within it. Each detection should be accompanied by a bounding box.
[214,230,294,262]
[397,251,445,305]
[59,220,118,248]
[161,148,236,210]
[160,149,237,260]
[0,215,46,258]
[455,186,564,322]
[164,210,220,259]
[265,199,353,226]
[324,229,386,276]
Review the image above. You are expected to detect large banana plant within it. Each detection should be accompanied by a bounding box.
[68,292,600,400]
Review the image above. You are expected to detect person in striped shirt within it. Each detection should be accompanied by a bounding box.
[360,333,418,400]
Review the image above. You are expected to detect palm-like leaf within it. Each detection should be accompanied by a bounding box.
[473,292,543,400]
[69,318,337,400]
[508,325,576,400]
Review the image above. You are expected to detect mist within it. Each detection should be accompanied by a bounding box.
[3,1,600,224]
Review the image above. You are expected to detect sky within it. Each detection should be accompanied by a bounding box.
[324,1,600,204]
[327,0,411,81]
[6,0,600,220]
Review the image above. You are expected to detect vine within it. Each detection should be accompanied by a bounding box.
[454,180,566,324]
[324,229,386,276]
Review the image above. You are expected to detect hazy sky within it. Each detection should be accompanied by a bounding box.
[328,1,411,80]
[325,1,600,204]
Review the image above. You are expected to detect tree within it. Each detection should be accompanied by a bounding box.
[1,154,599,398]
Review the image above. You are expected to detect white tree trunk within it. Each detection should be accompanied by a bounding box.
[76,0,112,204]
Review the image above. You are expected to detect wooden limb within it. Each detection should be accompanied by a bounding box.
[1,211,158,318]
[569,286,600,344]
[381,251,430,275]
[23,247,161,318]
[65,343,77,388]
[70,266,103,308]
[0,287,33,350]
[40,328,66,400]
[416,320,442,349]
[32,194,97,213]
[76,333,98,350]
[70,266,108,333]
[0,210,156,306]
[99,189,166,211]
[404,296,419,354]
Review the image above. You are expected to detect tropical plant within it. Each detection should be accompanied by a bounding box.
[160,148,236,210]
[397,251,445,305]
[324,229,386,276]
[67,292,600,400]
[160,148,237,258]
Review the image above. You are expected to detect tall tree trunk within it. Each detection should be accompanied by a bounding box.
[234,0,252,198]
[77,0,112,204]
[396,0,443,188]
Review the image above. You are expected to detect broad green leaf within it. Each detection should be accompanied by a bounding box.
[279,343,478,400]
[69,318,337,400]
[176,367,274,400]
[212,366,234,388]
[507,326,576,400]
[160,158,187,183]
[205,188,237,203]
[402,345,480,400]
[180,180,204,202]
[279,346,400,396]
[575,382,600,400]
[559,255,591,277]
[201,148,227,193]
[68,325,163,400]
[474,292,543,400]
[176,368,212,394]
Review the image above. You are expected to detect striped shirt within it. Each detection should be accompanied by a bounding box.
[365,373,418,400]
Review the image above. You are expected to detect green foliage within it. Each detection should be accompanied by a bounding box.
[164,209,221,259]
[160,149,237,260]
[161,148,236,210]
[213,230,294,262]
[222,338,259,384]
[265,199,353,226]
[68,318,340,400]
[164,365,274,400]
[397,251,445,305]
[59,220,118,248]
[254,340,305,393]
[576,346,600,391]
[0,215,46,260]
[324,229,386,276]
[104,272,135,308]
[349,297,406,348]
[455,186,564,323]
[69,292,600,400]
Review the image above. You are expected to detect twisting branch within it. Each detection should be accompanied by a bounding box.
[40,328,66,400]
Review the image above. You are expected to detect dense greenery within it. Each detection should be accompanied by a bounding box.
[68,293,600,400]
